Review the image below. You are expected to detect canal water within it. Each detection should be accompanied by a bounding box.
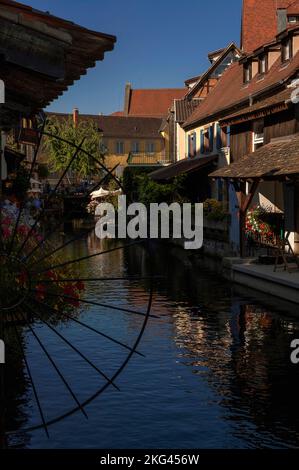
[5,232,299,449]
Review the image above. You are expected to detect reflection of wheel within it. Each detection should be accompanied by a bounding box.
[0,119,155,440]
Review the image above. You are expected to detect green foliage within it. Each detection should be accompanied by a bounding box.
[37,163,49,179]
[12,165,31,199]
[122,166,158,201]
[135,174,187,205]
[45,116,105,178]
[203,198,228,221]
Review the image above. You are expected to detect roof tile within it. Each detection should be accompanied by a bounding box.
[183,47,299,129]
[127,89,187,117]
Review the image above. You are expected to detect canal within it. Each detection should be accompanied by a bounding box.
[5,232,299,449]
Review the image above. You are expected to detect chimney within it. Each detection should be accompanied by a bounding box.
[277,8,287,33]
[73,108,79,127]
[124,82,131,115]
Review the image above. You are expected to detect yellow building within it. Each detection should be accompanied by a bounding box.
[98,114,168,173]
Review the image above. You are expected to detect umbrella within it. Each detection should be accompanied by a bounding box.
[30,178,42,186]
[91,187,110,199]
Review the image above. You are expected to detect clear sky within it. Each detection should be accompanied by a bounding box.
[20,0,242,115]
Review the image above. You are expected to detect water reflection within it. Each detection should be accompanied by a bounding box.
[3,233,299,448]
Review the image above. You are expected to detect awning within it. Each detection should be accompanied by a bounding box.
[219,88,291,126]
[210,134,299,180]
[150,155,218,182]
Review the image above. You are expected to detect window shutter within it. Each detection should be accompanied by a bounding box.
[200,130,204,154]
[216,124,222,150]
[209,124,214,152]
[188,135,191,158]
[192,132,197,157]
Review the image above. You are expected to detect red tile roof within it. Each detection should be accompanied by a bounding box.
[220,87,292,125]
[175,99,201,123]
[186,42,241,99]
[127,88,187,118]
[288,0,299,14]
[242,0,278,53]
[183,47,299,129]
[241,0,299,53]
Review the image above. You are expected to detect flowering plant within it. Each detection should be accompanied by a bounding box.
[245,205,277,244]
[1,201,85,317]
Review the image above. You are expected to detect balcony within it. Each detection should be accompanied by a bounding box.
[126,152,172,166]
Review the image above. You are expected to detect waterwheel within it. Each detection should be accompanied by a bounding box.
[0,115,156,446]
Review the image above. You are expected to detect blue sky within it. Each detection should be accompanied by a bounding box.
[21,0,242,115]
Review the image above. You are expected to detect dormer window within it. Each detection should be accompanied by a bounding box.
[288,15,299,23]
[282,38,293,62]
[258,54,268,75]
[243,62,252,84]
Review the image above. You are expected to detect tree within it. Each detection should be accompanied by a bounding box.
[44,116,106,179]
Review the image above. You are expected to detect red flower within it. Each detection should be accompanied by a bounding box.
[1,216,12,226]
[35,284,46,300]
[46,270,56,280]
[63,285,76,297]
[17,225,29,236]
[75,281,85,291]
[65,293,80,308]
[2,227,11,239]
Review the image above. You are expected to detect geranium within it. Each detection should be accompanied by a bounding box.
[2,227,11,239]
[245,205,276,243]
[35,284,46,301]
[1,201,85,316]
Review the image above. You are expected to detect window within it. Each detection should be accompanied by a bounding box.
[258,54,268,75]
[131,141,139,154]
[226,126,231,147]
[216,123,222,150]
[116,141,124,154]
[200,130,204,154]
[202,125,214,153]
[209,124,215,152]
[253,119,264,151]
[188,133,197,158]
[146,142,155,154]
[101,139,109,154]
[243,62,252,83]
[288,15,299,23]
[282,38,293,62]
